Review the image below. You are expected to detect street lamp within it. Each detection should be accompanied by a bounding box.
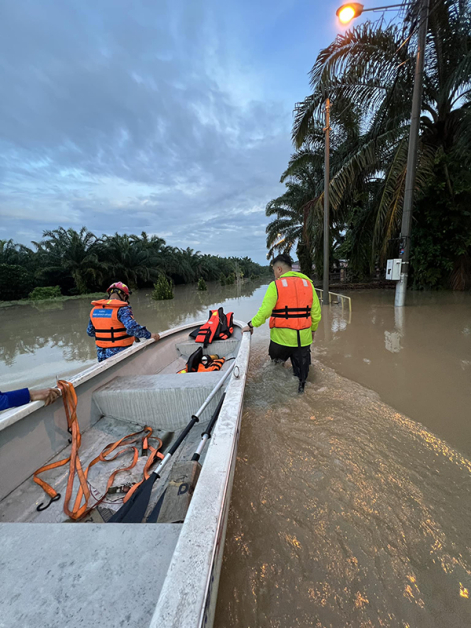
[335,0,430,306]
[336,2,405,25]
[336,3,364,23]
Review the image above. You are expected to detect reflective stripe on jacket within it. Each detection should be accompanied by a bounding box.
[269,276,313,330]
[90,299,135,349]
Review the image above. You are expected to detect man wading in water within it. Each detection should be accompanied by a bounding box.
[87,282,161,362]
[242,254,321,392]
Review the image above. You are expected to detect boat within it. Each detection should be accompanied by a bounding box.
[0,318,250,628]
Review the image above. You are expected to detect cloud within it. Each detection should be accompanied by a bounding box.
[0,0,301,263]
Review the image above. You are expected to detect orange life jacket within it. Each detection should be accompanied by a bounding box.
[178,358,225,374]
[195,308,234,347]
[177,347,225,374]
[90,299,135,349]
[269,276,313,331]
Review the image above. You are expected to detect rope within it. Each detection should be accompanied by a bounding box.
[33,380,163,520]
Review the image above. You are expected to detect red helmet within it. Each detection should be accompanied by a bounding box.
[106,282,131,296]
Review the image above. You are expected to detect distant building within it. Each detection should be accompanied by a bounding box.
[292,262,300,272]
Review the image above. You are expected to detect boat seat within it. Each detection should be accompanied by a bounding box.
[176,338,240,359]
[92,373,224,431]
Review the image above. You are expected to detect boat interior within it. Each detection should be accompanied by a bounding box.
[0,324,242,525]
[0,322,245,627]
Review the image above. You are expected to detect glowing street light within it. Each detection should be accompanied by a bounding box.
[336,2,407,25]
[336,3,364,24]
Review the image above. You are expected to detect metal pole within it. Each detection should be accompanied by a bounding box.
[395,0,430,307]
[323,97,330,305]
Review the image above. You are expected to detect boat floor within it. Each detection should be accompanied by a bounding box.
[1,521,182,628]
[0,411,209,524]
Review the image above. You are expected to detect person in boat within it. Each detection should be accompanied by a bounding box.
[241,253,321,393]
[87,282,161,362]
[0,386,60,411]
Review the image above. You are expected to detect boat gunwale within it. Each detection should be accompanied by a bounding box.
[149,321,250,628]
[0,319,226,434]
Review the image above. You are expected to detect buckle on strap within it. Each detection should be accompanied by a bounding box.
[108,484,133,495]
[271,306,312,319]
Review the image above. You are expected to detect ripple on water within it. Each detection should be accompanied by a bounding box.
[215,342,471,628]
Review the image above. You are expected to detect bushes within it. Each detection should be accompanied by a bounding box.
[29,286,62,300]
[197,277,207,291]
[0,264,34,300]
[152,276,174,300]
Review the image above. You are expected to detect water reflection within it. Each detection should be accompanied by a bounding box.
[384,306,405,354]
[0,279,264,385]
[314,289,471,457]
[0,298,97,367]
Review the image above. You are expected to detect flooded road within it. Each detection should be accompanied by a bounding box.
[1,283,470,626]
[314,290,471,458]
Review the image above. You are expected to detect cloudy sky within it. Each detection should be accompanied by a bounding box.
[0,0,351,263]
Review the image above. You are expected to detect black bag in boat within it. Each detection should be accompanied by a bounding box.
[177,347,225,374]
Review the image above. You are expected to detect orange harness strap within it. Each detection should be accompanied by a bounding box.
[33,380,164,520]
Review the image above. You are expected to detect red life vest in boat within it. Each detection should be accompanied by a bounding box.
[195,308,234,347]
[269,276,313,331]
[90,299,135,349]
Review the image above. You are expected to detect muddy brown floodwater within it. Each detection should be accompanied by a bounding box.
[1,283,470,626]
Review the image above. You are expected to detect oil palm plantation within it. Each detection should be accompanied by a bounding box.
[0,225,268,300]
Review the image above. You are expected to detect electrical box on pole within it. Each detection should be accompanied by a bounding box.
[386,259,401,281]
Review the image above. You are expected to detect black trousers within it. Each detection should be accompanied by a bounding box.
[269,341,311,384]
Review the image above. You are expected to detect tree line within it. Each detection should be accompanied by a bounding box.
[0,227,269,301]
[266,0,471,290]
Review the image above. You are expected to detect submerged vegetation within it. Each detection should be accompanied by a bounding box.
[29,286,62,300]
[0,228,268,301]
[266,0,471,289]
[197,277,207,291]
[152,276,175,301]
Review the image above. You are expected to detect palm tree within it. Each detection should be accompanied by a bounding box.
[0,239,36,270]
[174,247,202,284]
[292,0,471,287]
[99,233,157,288]
[34,227,102,293]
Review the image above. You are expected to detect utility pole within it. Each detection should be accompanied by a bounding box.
[323,97,330,305]
[395,0,430,307]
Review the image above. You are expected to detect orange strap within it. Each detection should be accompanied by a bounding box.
[33,380,164,520]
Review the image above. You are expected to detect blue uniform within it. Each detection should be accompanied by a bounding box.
[0,388,30,411]
[87,305,151,362]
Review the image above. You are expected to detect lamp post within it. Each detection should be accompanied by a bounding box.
[323,98,331,305]
[394,0,429,306]
[336,1,430,307]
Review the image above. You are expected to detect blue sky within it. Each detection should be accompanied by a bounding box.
[0,0,364,263]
